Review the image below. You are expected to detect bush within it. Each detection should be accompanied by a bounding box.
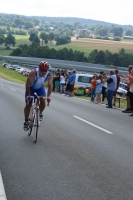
[113,37,121,41]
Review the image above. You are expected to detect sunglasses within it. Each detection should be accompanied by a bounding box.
[39,69,47,72]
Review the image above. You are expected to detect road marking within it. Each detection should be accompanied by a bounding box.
[10,88,16,91]
[0,84,4,86]
[0,171,7,200]
[73,115,113,134]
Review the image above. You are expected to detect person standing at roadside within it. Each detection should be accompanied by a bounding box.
[60,72,65,94]
[112,69,120,107]
[121,65,133,113]
[54,69,60,92]
[106,70,116,108]
[90,75,97,102]
[69,69,76,97]
[52,69,57,92]
[101,73,107,103]
[126,68,133,116]
[94,74,103,104]
[65,71,71,96]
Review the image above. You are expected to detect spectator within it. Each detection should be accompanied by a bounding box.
[65,71,71,96]
[113,69,120,107]
[106,70,117,108]
[121,65,133,113]
[126,69,133,116]
[54,69,60,92]
[52,69,57,92]
[69,69,76,97]
[94,74,103,104]
[101,73,107,103]
[60,72,65,94]
[90,75,97,102]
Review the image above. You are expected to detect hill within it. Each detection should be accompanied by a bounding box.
[1,13,133,29]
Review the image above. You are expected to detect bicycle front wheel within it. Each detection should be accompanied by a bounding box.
[33,109,39,143]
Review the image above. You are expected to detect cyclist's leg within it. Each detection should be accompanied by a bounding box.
[24,89,34,130]
[36,86,46,120]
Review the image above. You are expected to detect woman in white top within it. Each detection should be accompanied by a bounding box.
[60,72,65,94]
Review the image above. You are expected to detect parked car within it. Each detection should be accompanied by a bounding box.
[23,69,31,76]
[74,73,93,88]
[24,71,30,76]
[15,67,22,72]
[8,65,14,69]
[17,68,25,73]
[12,65,20,70]
[3,63,8,67]
[117,82,128,95]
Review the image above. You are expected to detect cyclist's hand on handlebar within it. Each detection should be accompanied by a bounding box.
[47,97,51,102]
[26,95,31,101]
[47,97,51,106]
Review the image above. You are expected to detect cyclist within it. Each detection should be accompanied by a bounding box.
[24,61,52,131]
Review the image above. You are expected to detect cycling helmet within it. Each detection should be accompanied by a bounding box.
[39,61,49,70]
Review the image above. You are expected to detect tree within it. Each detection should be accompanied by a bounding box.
[96,28,108,37]
[28,28,38,35]
[111,27,123,37]
[39,32,49,45]
[49,32,55,43]
[0,34,5,45]
[125,29,133,36]
[24,21,33,29]
[29,33,40,44]
[5,34,16,48]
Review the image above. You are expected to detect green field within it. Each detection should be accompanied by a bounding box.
[0,49,12,56]
[1,36,133,57]
[4,34,32,46]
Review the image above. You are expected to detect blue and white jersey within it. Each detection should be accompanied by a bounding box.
[30,68,50,90]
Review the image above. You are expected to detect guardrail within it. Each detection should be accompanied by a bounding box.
[0,55,128,76]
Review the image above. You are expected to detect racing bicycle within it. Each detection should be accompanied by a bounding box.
[28,93,49,143]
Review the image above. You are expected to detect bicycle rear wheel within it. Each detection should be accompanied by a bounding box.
[34,109,39,143]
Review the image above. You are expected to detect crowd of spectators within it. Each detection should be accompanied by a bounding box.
[51,66,133,115]
[90,65,133,115]
[52,69,76,97]
[90,70,120,108]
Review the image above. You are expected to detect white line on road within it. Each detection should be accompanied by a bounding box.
[0,171,7,200]
[73,115,113,134]
[10,88,16,91]
[0,84,4,86]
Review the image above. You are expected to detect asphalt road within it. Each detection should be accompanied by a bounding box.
[0,78,133,200]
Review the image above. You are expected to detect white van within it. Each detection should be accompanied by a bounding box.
[74,74,93,88]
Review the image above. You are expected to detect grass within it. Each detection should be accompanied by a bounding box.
[0,49,12,56]
[0,64,27,84]
[75,94,127,109]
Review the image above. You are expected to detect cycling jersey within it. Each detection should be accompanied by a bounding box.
[30,68,50,90]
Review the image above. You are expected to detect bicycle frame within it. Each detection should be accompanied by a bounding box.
[28,93,49,143]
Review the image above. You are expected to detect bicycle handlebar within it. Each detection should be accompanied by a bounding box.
[26,92,50,106]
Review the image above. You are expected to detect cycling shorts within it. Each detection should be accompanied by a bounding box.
[25,85,46,104]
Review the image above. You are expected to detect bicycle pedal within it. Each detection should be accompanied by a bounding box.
[29,123,33,128]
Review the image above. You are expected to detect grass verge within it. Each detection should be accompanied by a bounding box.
[0,64,26,84]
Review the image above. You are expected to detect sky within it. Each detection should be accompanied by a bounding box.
[1,0,133,25]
